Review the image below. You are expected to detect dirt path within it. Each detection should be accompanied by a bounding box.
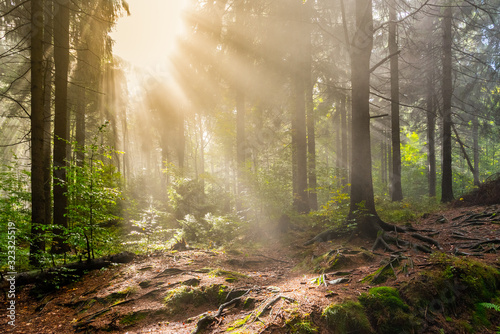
[1,205,500,333]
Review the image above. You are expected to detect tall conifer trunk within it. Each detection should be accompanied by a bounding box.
[427,73,437,197]
[292,0,309,213]
[305,0,317,211]
[30,0,46,265]
[52,0,70,253]
[389,1,403,201]
[441,4,454,203]
[43,0,53,236]
[348,0,383,238]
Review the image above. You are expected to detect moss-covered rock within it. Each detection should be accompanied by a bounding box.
[323,300,373,334]
[312,248,374,273]
[119,310,149,326]
[401,254,500,316]
[285,314,319,333]
[163,284,228,314]
[359,287,420,334]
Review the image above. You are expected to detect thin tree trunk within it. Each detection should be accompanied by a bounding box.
[340,94,348,187]
[389,1,403,201]
[52,0,70,253]
[30,0,46,266]
[306,17,317,211]
[236,90,245,197]
[426,75,436,197]
[472,113,480,186]
[441,4,454,203]
[75,58,86,166]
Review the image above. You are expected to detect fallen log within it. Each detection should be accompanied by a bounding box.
[8,251,136,288]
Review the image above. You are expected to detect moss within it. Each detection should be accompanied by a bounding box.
[322,300,373,334]
[361,263,396,285]
[454,319,474,333]
[102,288,135,304]
[227,313,253,331]
[285,314,318,333]
[119,310,148,326]
[208,269,248,282]
[359,287,419,334]
[313,249,374,273]
[402,254,500,318]
[163,284,228,314]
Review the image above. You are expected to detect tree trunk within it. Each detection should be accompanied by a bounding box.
[426,74,437,197]
[52,0,70,253]
[75,26,88,167]
[30,0,46,266]
[292,0,309,213]
[236,89,245,197]
[389,1,403,201]
[305,5,317,211]
[348,0,381,237]
[441,4,454,203]
[43,0,53,238]
[472,113,480,186]
[340,94,349,187]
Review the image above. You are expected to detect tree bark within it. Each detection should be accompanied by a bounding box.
[426,74,437,197]
[305,1,317,211]
[292,0,309,213]
[236,89,245,196]
[441,4,454,203]
[389,1,403,201]
[340,94,349,187]
[348,0,382,237]
[472,113,480,186]
[30,0,46,266]
[52,0,70,253]
[43,0,53,240]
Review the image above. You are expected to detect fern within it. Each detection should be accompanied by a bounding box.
[478,302,500,312]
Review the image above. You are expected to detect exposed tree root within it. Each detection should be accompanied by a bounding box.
[191,290,251,334]
[410,233,442,249]
[305,215,441,255]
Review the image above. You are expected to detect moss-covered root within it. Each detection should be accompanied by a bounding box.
[322,300,373,334]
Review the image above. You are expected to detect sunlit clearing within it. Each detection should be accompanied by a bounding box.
[110,0,188,69]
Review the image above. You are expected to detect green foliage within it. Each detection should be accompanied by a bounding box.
[322,300,372,334]
[358,287,419,334]
[125,203,174,253]
[310,184,351,231]
[31,267,81,298]
[0,155,31,270]
[66,126,123,260]
[167,174,214,220]
[177,213,240,246]
[478,302,500,312]
[375,196,441,225]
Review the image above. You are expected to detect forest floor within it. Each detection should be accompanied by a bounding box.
[2,204,500,333]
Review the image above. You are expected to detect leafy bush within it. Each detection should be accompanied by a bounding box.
[178,213,240,246]
[0,156,31,271]
[65,126,123,260]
